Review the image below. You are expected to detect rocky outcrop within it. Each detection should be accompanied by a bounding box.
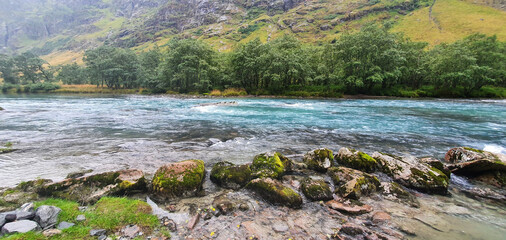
[300,177,333,201]
[373,152,449,194]
[444,147,506,187]
[151,160,206,199]
[247,178,302,209]
[251,152,292,179]
[210,161,252,190]
[327,167,380,200]
[38,169,147,204]
[335,148,377,173]
[303,148,334,172]
[34,205,61,229]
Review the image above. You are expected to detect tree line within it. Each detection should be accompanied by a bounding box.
[1,24,505,97]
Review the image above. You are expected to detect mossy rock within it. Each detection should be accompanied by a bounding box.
[373,152,449,194]
[335,148,377,173]
[247,178,302,209]
[303,148,334,172]
[210,161,252,189]
[251,152,292,179]
[327,167,380,200]
[39,169,147,204]
[151,160,205,199]
[420,157,451,178]
[300,177,333,201]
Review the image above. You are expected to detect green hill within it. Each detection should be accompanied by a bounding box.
[0,0,504,65]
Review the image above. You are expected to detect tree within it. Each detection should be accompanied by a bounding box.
[160,39,217,93]
[230,38,268,92]
[83,46,140,89]
[13,52,52,84]
[0,54,18,84]
[139,46,163,88]
[328,24,406,92]
[56,63,88,84]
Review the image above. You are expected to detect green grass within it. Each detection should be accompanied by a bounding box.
[2,197,160,240]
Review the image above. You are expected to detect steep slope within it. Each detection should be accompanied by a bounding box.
[0,0,504,66]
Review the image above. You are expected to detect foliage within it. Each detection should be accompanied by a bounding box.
[56,63,88,85]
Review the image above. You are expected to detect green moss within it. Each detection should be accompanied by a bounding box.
[463,147,484,153]
[300,178,333,201]
[304,148,334,172]
[152,160,205,197]
[337,150,377,173]
[327,167,341,185]
[251,153,286,179]
[247,178,302,208]
[409,167,449,194]
[210,161,252,189]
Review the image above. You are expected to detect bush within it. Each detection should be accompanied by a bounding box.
[209,89,222,96]
[222,88,248,96]
[0,83,22,93]
[24,82,61,93]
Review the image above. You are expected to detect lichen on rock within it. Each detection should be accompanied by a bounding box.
[327,167,380,199]
[251,152,292,179]
[247,178,302,209]
[335,147,377,173]
[151,160,205,200]
[210,161,252,189]
[303,148,334,172]
[300,177,333,201]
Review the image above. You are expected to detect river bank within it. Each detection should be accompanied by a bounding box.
[1,147,505,239]
[1,84,505,99]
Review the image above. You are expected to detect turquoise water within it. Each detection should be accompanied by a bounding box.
[0,94,505,186]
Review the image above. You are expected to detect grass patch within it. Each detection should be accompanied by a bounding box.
[3,197,159,240]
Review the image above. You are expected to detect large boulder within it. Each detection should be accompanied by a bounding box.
[151,160,205,199]
[303,148,334,172]
[251,152,292,179]
[373,152,449,194]
[1,220,40,234]
[300,177,333,201]
[444,147,506,187]
[247,178,302,209]
[210,161,252,189]
[34,205,61,229]
[327,167,380,199]
[335,148,377,173]
[38,169,147,204]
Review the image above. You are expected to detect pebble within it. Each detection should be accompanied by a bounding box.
[76,214,86,222]
[57,221,75,230]
[90,229,107,236]
[43,229,62,237]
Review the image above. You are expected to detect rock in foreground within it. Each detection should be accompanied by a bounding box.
[210,161,252,189]
[328,167,380,200]
[335,148,377,173]
[247,178,302,209]
[151,160,205,199]
[373,152,449,194]
[300,177,333,201]
[1,220,40,234]
[251,152,292,179]
[303,148,334,172]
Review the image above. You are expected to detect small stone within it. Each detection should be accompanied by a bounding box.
[43,229,62,237]
[76,214,86,221]
[16,211,35,220]
[272,221,289,232]
[166,205,177,212]
[1,220,41,234]
[326,200,373,215]
[78,206,88,212]
[90,229,107,236]
[161,217,177,232]
[57,221,75,230]
[187,214,200,230]
[339,223,367,236]
[238,203,249,211]
[98,235,108,240]
[120,224,141,238]
[34,205,61,229]
[371,212,391,224]
[18,202,35,213]
[5,213,16,222]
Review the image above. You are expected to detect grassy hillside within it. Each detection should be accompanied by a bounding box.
[393,0,506,45]
[37,0,506,66]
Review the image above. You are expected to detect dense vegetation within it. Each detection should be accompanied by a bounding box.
[1,24,505,97]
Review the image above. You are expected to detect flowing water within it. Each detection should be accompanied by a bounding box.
[0,94,505,187]
[0,94,505,239]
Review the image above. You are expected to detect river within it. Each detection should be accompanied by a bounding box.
[0,94,505,187]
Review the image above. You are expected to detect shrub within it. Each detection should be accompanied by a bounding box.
[222,88,248,96]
